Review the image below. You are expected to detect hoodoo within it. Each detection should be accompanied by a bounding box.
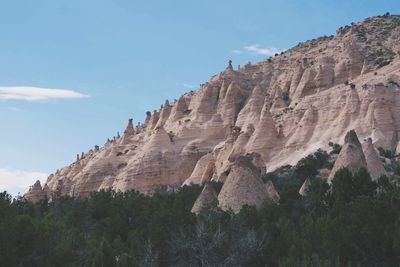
[191,183,218,214]
[328,130,367,183]
[217,154,275,213]
[362,138,386,180]
[25,15,400,204]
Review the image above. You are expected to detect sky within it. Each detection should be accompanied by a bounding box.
[0,0,399,196]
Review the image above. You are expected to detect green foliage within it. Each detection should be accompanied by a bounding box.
[378,147,393,159]
[207,181,223,193]
[331,168,377,203]
[1,164,400,266]
[294,149,330,180]
[367,47,396,68]
[332,144,342,154]
[328,141,342,155]
[344,130,359,144]
[282,90,290,101]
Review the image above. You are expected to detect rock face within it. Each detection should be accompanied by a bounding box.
[362,138,386,180]
[217,154,274,213]
[191,183,218,214]
[25,15,400,202]
[328,130,367,183]
[24,180,48,203]
[299,178,311,196]
[265,180,280,203]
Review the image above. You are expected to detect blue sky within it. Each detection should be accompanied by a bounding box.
[0,0,399,195]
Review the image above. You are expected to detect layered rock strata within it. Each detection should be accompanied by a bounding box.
[25,15,400,202]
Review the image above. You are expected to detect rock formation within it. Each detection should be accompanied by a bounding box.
[265,180,280,203]
[25,15,400,205]
[328,130,367,183]
[24,180,48,203]
[299,178,311,196]
[183,153,215,186]
[217,154,275,213]
[362,138,386,180]
[191,183,218,214]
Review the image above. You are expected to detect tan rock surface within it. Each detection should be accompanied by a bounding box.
[299,178,311,196]
[191,183,218,214]
[265,180,280,203]
[362,138,386,180]
[217,154,272,213]
[183,153,215,186]
[328,130,367,183]
[24,180,48,203]
[25,15,400,201]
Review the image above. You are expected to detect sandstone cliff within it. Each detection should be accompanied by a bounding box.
[25,14,400,202]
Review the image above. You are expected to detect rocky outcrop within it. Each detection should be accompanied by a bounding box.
[191,183,218,214]
[328,130,367,183]
[362,138,386,180]
[217,154,273,213]
[299,178,311,196]
[24,180,48,203]
[183,153,215,186]
[25,15,400,202]
[265,180,280,203]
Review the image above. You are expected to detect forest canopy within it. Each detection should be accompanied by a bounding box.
[1,159,400,266]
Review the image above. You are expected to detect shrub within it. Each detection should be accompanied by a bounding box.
[282,91,290,101]
[329,143,342,154]
[378,147,393,159]
[367,47,395,68]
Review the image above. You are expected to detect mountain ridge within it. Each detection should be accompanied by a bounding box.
[25,14,400,202]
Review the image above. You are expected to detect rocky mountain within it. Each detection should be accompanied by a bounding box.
[26,14,400,207]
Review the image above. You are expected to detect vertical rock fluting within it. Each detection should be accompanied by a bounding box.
[246,99,279,161]
[235,86,265,129]
[25,15,400,202]
[362,138,386,180]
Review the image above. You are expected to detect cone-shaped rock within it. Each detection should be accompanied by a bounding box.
[246,99,278,161]
[121,118,135,144]
[218,82,245,125]
[218,154,271,213]
[328,130,367,183]
[155,100,172,128]
[236,85,264,129]
[183,153,215,186]
[299,178,311,196]
[191,183,218,214]
[169,96,188,121]
[362,138,386,180]
[265,180,280,202]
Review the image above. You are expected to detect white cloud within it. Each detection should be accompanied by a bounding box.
[0,86,89,101]
[0,168,47,197]
[244,45,282,56]
[233,45,283,57]
[182,83,194,89]
[231,49,243,54]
